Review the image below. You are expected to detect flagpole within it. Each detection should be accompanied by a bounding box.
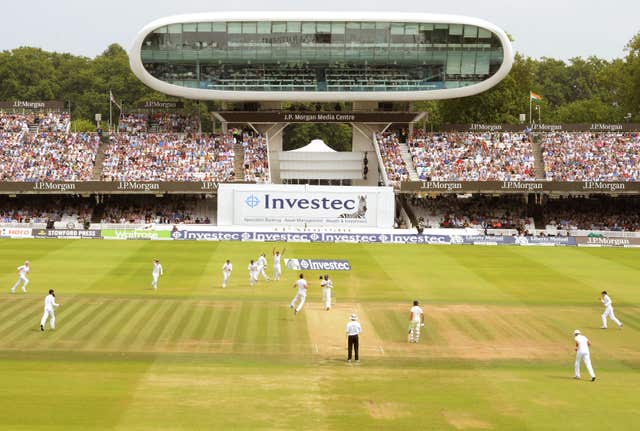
[529,94,532,125]
[109,91,113,134]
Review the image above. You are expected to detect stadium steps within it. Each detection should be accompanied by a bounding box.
[233,141,245,181]
[398,143,420,181]
[92,139,108,180]
[531,138,546,179]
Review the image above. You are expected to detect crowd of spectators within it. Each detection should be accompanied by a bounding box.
[376,133,410,183]
[118,113,148,134]
[0,112,69,133]
[542,132,640,181]
[101,133,236,181]
[543,196,640,231]
[149,113,200,133]
[0,196,92,224]
[408,131,536,181]
[99,196,211,224]
[239,132,270,183]
[0,132,99,181]
[409,195,534,231]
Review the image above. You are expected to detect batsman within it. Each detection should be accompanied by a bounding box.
[408,300,425,343]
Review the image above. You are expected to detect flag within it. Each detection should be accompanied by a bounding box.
[530,91,543,102]
[109,90,122,111]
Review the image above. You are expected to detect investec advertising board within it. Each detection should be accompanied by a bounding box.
[217,184,395,228]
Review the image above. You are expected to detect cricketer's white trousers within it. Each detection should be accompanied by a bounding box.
[409,321,421,342]
[575,352,595,378]
[258,266,270,280]
[323,287,332,309]
[11,275,29,292]
[273,265,281,280]
[602,306,622,328]
[151,274,159,288]
[249,272,258,285]
[222,271,231,287]
[41,308,55,329]
[290,292,306,312]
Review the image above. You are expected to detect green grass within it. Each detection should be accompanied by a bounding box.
[0,239,639,430]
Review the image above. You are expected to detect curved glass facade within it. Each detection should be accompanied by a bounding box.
[140,21,505,93]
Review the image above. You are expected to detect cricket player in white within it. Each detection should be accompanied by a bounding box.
[272,247,285,281]
[322,275,333,311]
[257,254,270,281]
[290,274,308,315]
[222,260,232,288]
[408,300,425,343]
[40,289,61,331]
[10,261,30,293]
[573,330,596,381]
[248,260,259,286]
[600,291,623,329]
[346,314,362,363]
[151,259,163,290]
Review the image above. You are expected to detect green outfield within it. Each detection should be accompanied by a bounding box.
[0,239,638,430]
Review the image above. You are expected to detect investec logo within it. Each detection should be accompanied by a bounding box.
[501,181,544,191]
[32,182,76,192]
[420,181,462,192]
[582,181,625,192]
[117,182,160,191]
[244,194,357,211]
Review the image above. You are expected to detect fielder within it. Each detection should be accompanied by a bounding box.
[222,260,232,288]
[290,273,308,315]
[151,259,163,290]
[248,260,258,286]
[40,289,61,331]
[10,260,30,293]
[600,291,623,329]
[257,254,270,281]
[408,300,425,343]
[573,329,596,381]
[322,274,333,311]
[273,247,285,281]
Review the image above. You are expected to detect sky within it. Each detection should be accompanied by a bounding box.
[0,0,639,60]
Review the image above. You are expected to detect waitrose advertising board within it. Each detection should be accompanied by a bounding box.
[217,184,395,228]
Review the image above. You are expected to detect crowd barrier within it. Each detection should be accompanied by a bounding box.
[2,226,640,248]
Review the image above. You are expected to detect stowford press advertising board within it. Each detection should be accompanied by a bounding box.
[217,184,395,228]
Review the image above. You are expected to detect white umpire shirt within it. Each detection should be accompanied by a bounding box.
[346,321,362,336]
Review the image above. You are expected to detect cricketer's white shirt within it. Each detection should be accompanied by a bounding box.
[325,279,333,288]
[320,280,327,288]
[223,263,233,273]
[575,334,590,354]
[346,321,362,336]
[153,263,163,276]
[411,305,424,322]
[44,294,59,311]
[18,265,29,276]
[295,279,308,295]
[248,263,258,273]
[602,295,612,307]
[274,254,282,267]
[257,256,267,268]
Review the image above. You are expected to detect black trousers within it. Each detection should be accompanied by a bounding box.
[348,334,359,360]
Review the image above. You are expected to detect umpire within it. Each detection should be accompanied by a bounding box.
[346,314,362,363]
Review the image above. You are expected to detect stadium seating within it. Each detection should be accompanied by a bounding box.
[0,112,70,133]
[240,133,270,183]
[541,132,640,181]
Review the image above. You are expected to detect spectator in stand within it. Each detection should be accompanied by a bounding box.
[408,132,536,181]
[0,132,99,181]
[240,133,270,183]
[376,133,409,183]
[543,196,640,231]
[542,132,640,181]
[101,133,236,181]
[118,113,149,134]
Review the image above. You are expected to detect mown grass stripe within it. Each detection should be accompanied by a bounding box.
[141,300,180,350]
[42,301,105,348]
[71,299,117,344]
[207,305,233,354]
[111,300,156,351]
[0,297,35,321]
[125,299,167,352]
[153,300,191,350]
[0,298,39,334]
[87,299,139,350]
[232,302,254,353]
[166,300,198,349]
[176,301,208,352]
[192,302,216,353]
[221,303,243,354]
[265,303,279,353]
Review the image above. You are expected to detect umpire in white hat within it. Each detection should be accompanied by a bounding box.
[346,314,362,363]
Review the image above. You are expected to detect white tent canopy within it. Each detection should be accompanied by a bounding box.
[288,139,337,153]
